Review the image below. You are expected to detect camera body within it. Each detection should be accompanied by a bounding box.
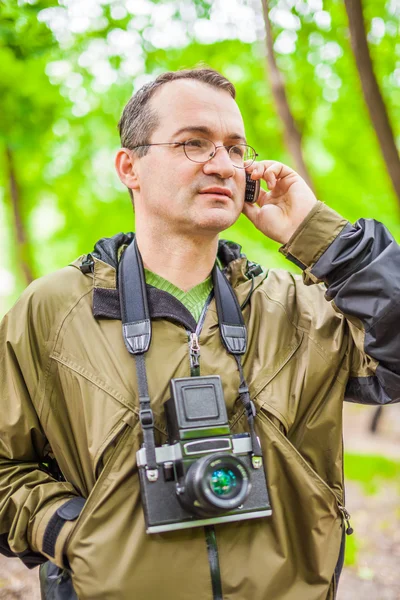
[137,375,272,534]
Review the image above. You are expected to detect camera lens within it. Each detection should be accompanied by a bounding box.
[210,468,237,497]
[178,453,251,517]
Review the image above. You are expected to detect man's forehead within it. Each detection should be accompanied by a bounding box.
[150,79,245,137]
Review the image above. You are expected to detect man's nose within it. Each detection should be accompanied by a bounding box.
[202,146,235,179]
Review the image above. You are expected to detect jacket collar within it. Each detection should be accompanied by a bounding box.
[90,232,244,272]
[72,232,263,326]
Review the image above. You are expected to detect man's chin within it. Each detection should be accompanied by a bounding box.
[194,208,239,233]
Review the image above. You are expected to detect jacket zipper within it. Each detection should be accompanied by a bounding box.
[187,292,213,374]
[332,435,349,592]
[189,332,200,372]
[337,504,354,535]
[187,292,222,600]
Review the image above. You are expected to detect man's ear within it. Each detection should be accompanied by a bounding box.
[115,148,140,192]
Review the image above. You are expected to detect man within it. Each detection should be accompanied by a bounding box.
[0,67,399,600]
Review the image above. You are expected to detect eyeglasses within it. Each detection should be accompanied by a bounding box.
[130,138,258,169]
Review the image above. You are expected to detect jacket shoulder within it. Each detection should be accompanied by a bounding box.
[258,267,340,333]
[3,264,92,338]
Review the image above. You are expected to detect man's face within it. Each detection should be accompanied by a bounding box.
[132,79,247,235]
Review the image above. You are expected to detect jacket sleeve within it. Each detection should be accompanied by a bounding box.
[280,201,400,405]
[0,281,83,569]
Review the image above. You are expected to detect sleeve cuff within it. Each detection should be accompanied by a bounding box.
[279,202,348,276]
[30,496,84,569]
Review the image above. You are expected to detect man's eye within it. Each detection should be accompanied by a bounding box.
[185,138,208,148]
[230,146,245,157]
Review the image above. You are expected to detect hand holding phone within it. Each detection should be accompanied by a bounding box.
[242,160,318,245]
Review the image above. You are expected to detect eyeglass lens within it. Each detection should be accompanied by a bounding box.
[184,138,255,168]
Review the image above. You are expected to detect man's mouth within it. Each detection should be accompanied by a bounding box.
[199,187,233,199]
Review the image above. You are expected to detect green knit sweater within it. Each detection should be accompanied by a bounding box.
[144,268,213,322]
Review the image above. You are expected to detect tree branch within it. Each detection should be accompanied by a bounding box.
[261,0,315,192]
[344,0,400,206]
[5,146,35,286]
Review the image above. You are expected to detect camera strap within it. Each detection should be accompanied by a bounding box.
[119,238,262,481]
[119,238,158,480]
[212,266,263,467]
[233,354,263,467]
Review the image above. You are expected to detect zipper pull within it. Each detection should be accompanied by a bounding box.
[189,332,200,369]
[338,505,354,535]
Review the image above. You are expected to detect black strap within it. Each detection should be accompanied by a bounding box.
[119,238,151,354]
[135,353,158,475]
[119,239,158,478]
[212,265,247,354]
[234,354,263,466]
[212,265,262,460]
[42,517,64,559]
[42,497,85,558]
[204,525,223,600]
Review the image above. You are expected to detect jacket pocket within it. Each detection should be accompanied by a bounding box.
[255,409,344,594]
[257,408,342,512]
[230,331,303,434]
[63,418,132,564]
[251,331,303,434]
[93,413,136,478]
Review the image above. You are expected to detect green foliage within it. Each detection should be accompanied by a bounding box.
[344,452,400,495]
[343,452,400,567]
[344,532,359,567]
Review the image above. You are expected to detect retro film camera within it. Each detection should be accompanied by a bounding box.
[137,375,272,534]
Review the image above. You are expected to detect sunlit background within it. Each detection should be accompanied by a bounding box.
[1,0,400,598]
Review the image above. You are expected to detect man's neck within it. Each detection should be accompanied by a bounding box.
[135,227,219,293]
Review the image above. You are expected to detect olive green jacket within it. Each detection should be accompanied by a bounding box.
[1,202,399,600]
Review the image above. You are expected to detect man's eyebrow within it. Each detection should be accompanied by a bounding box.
[172,126,247,144]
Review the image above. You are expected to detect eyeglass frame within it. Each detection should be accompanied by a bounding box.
[129,138,259,169]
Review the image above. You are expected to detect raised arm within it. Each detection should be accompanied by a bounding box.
[243,160,400,405]
[281,202,400,405]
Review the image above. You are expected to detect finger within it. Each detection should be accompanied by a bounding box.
[252,166,276,191]
[245,163,279,192]
[245,165,277,193]
[264,170,276,190]
[262,161,295,179]
[256,190,278,208]
[245,162,266,181]
[247,160,295,184]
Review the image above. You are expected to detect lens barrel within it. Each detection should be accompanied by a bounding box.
[179,453,251,517]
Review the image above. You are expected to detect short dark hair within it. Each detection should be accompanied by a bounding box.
[117,67,236,202]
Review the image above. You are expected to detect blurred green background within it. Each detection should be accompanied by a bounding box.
[1,1,400,596]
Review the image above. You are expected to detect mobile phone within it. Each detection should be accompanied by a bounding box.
[245,172,260,204]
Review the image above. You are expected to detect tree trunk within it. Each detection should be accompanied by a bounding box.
[344,0,400,206]
[5,146,35,286]
[261,0,315,192]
